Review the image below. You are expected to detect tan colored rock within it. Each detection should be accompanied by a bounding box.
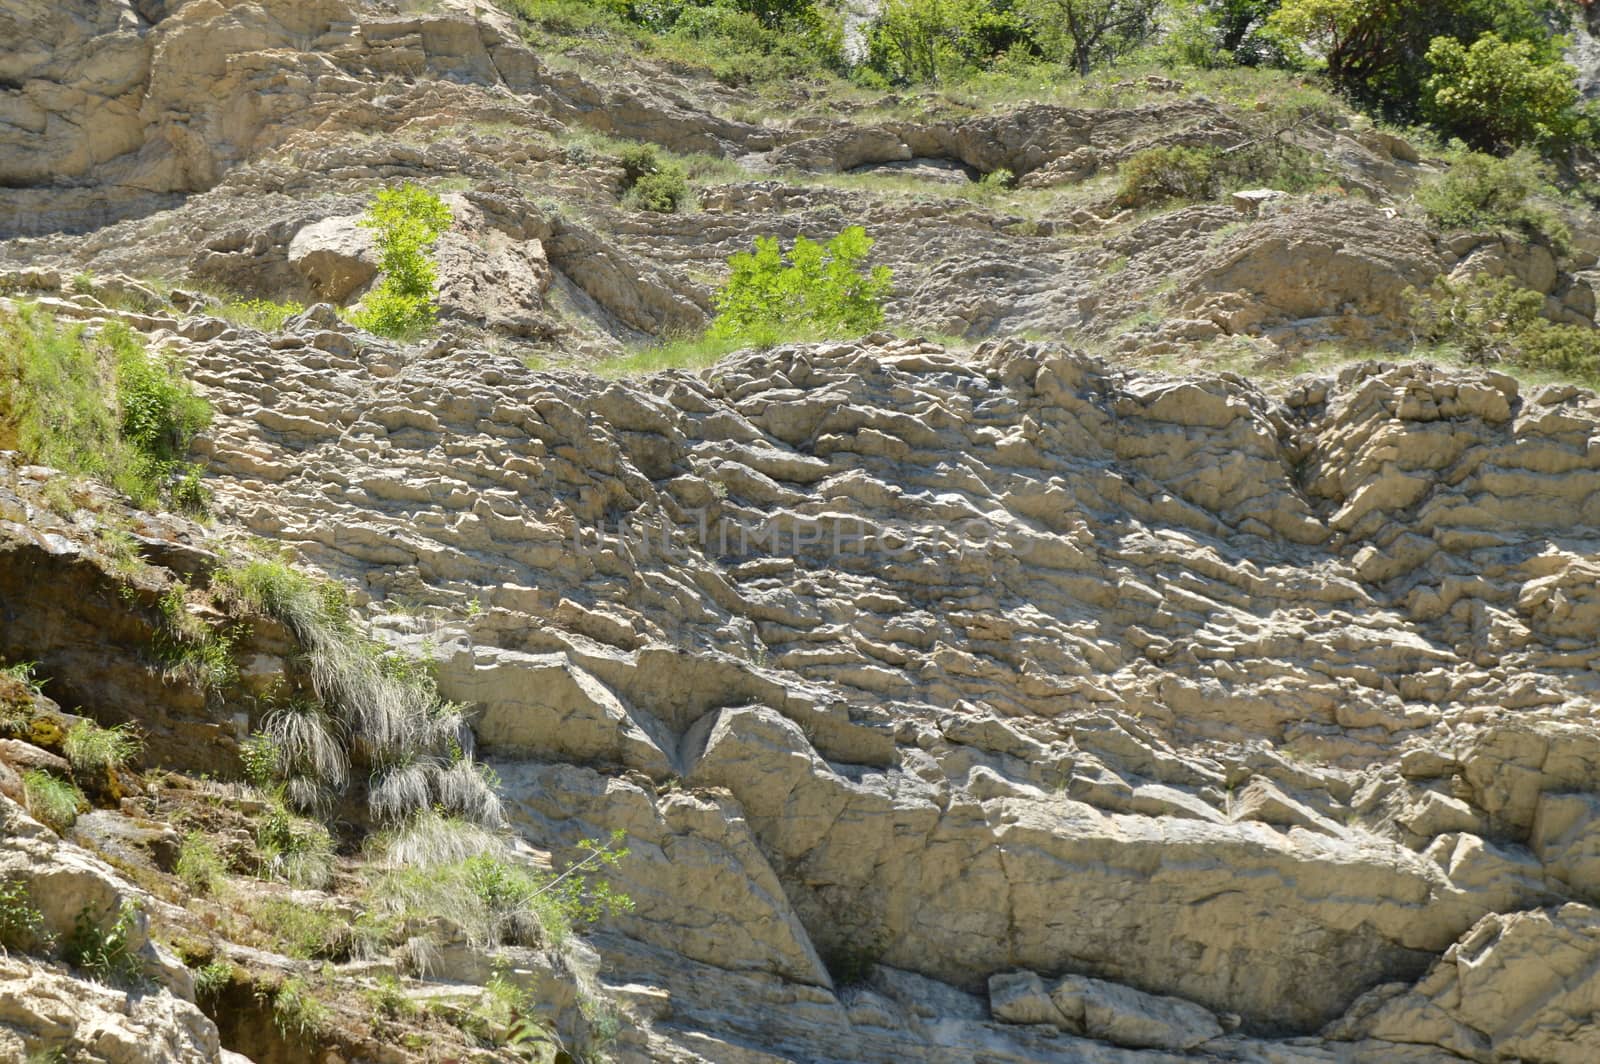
[1331,906,1600,1064]
[287,215,377,302]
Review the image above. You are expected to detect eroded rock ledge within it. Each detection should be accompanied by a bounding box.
[132,319,1600,1061]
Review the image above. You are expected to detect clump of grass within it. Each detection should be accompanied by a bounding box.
[368,826,632,952]
[62,720,142,775]
[595,333,755,376]
[255,899,345,959]
[0,877,49,952]
[153,584,239,691]
[217,298,305,332]
[0,304,211,512]
[255,795,335,889]
[269,976,331,1042]
[64,901,143,984]
[175,832,228,896]
[215,553,500,829]
[23,770,85,833]
[192,959,235,998]
[373,809,505,869]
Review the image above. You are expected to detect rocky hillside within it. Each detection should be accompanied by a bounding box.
[4,1,1600,1063]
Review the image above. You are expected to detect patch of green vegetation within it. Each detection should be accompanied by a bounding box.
[269,976,331,1043]
[214,552,498,830]
[0,877,49,952]
[175,831,229,896]
[254,794,336,889]
[1417,149,1569,251]
[215,298,306,333]
[350,182,454,340]
[0,304,212,512]
[1407,274,1600,385]
[64,900,143,985]
[0,660,45,695]
[618,143,690,213]
[255,898,345,959]
[153,583,239,691]
[709,225,893,346]
[62,720,143,775]
[496,0,845,90]
[23,770,85,834]
[192,959,235,998]
[595,332,755,376]
[370,828,632,952]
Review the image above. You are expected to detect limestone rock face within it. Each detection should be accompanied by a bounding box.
[287,215,377,302]
[1331,905,1600,1064]
[70,320,1586,1059]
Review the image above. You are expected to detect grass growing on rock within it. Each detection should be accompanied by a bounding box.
[23,770,85,833]
[62,721,143,775]
[0,303,212,512]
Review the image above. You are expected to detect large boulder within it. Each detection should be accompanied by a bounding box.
[287,215,377,302]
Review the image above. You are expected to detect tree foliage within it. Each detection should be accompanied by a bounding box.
[1021,0,1163,74]
[709,226,893,344]
[1424,33,1586,151]
[1264,0,1569,124]
[352,182,453,339]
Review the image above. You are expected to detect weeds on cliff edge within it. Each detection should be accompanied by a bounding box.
[0,303,211,513]
[369,826,632,952]
[350,182,453,339]
[153,584,239,691]
[269,976,331,1042]
[64,900,143,985]
[0,877,49,952]
[22,770,84,833]
[63,720,143,775]
[175,832,228,896]
[214,552,500,830]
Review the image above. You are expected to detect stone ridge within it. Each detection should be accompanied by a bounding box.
[162,312,1600,1058]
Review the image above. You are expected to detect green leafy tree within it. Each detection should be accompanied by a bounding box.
[352,182,453,339]
[1265,0,1567,120]
[1424,33,1586,151]
[868,0,1030,84]
[709,226,893,345]
[1021,0,1163,74]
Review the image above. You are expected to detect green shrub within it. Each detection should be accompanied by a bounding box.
[256,796,335,889]
[176,832,228,896]
[63,721,143,775]
[64,901,143,984]
[0,306,212,511]
[867,0,1027,85]
[708,226,892,346]
[0,878,48,952]
[350,182,453,339]
[1408,274,1600,382]
[1114,145,1219,208]
[255,899,344,959]
[23,770,84,833]
[154,584,239,690]
[1416,149,1569,250]
[616,144,690,213]
[1264,0,1565,123]
[1424,32,1588,152]
[270,976,331,1042]
[192,959,235,998]
[627,169,690,213]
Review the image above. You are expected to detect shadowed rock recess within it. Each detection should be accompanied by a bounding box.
[4,0,1600,1061]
